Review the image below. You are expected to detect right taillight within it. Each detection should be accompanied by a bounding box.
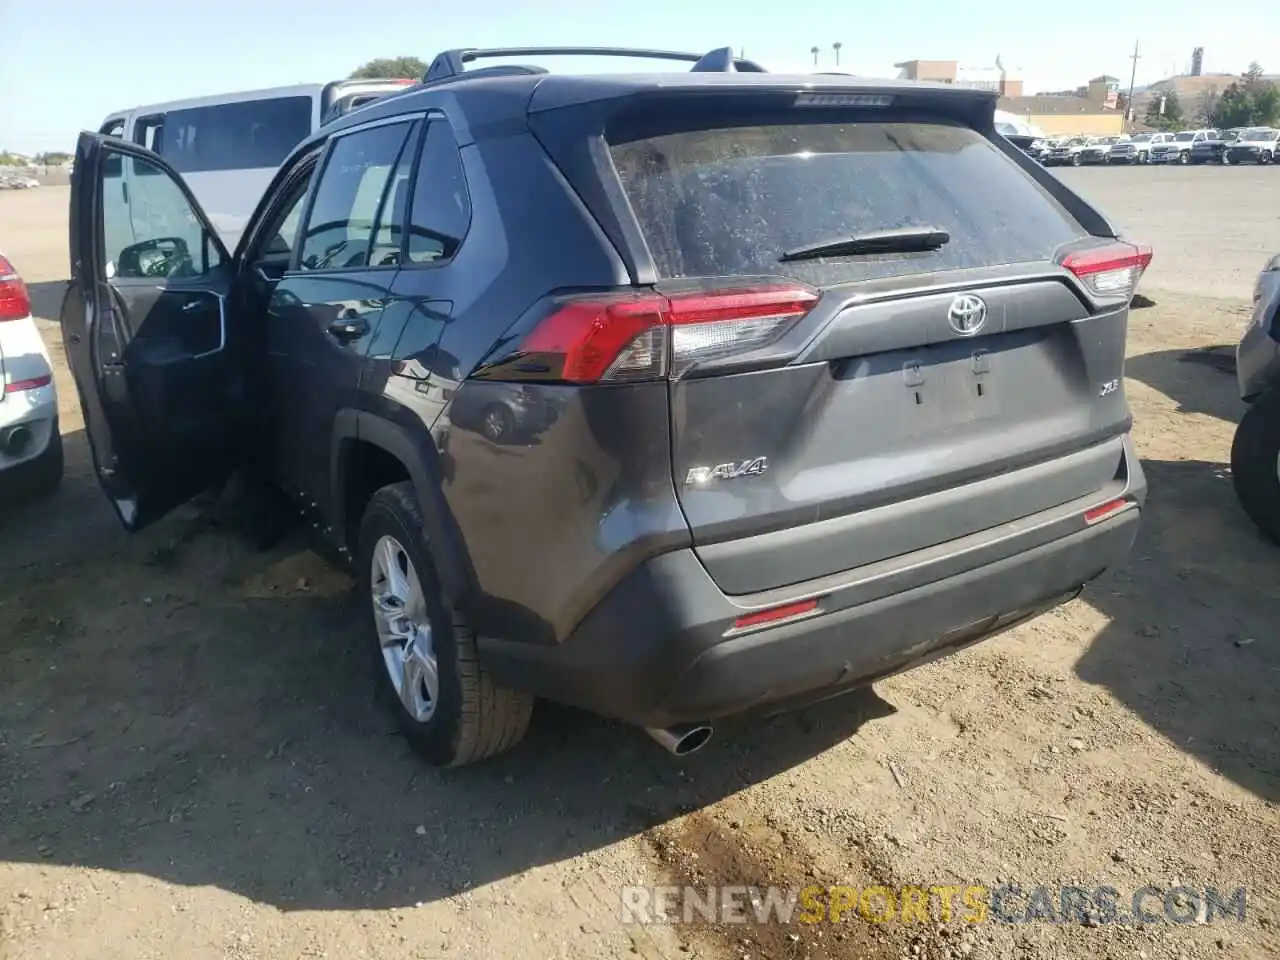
[1061,241,1153,298]
[0,254,32,322]
[503,282,819,384]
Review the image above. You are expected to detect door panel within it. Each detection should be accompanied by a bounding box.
[59,131,243,531]
[268,271,393,508]
[265,118,419,513]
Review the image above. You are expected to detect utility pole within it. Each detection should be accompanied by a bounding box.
[1126,40,1141,128]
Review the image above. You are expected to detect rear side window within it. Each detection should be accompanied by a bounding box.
[609,118,1087,285]
[157,97,313,173]
[405,122,470,264]
[298,121,415,271]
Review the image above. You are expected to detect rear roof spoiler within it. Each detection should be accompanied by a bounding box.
[422,45,767,84]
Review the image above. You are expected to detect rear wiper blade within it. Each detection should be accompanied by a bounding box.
[779,227,951,263]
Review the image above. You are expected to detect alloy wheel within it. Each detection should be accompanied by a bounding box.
[370,534,438,722]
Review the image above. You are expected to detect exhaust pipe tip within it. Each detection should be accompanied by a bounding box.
[1,425,32,458]
[645,722,714,757]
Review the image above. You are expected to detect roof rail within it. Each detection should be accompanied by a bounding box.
[422,45,767,83]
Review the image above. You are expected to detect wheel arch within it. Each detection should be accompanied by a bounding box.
[331,409,476,607]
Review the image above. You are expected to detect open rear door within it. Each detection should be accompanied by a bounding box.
[59,132,247,530]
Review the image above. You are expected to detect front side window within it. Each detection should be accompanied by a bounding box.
[405,121,471,265]
[252,168,314,263]
[297,121,415,271]
[100,150,218,280]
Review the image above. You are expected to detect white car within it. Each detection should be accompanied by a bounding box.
[1127,132,1173,164]
[0,253,62,495]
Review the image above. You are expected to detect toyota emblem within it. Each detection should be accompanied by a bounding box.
[947,294,988,336]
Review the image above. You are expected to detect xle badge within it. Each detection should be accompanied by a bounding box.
[686,457,769,486]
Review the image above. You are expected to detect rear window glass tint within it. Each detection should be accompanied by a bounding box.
[298,121,415,271]
[609,120,1087,285]
[158,96,313,173]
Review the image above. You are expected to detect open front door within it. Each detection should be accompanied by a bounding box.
[59,132,247,530]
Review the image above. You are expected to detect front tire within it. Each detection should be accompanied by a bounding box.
[1071,153,1082,166]
[1230,390,1280,544]
[1178,152,1190,165]
[1263,150,1274,165]
[358,482,533,766]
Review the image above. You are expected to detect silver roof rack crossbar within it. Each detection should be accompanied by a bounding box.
[423,45,767,83]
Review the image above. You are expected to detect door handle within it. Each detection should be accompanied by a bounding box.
[327,316,369,341]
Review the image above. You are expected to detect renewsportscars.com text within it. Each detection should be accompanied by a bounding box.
[620,883,1248,926]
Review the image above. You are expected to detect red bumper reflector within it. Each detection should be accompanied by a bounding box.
[5,374,51,394]
[1083,498,1130,525]
[733,598,819,630]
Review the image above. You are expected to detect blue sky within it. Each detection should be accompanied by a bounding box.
[1,0,1272,152]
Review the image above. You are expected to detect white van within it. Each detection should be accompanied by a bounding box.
[98,79,417,249]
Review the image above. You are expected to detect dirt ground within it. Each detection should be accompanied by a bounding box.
[1,168,1277,960]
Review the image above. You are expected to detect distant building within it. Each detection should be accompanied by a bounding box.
[1191,47,1204,77]
[1087,75,1121,109]
[998,94,1125,135]
[895,58,1022,96]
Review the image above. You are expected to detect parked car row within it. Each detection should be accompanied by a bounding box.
[0,174,41,189]
[1031,128,1280,167]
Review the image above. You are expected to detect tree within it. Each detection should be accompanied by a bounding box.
[1145,87,1183,129]
[1244,61,1265,85]
[33,151,71,167]
[350,56,427,80]
[1195,86,1221,126]
[1211,77,1280,128]
[1255,83,1280,124]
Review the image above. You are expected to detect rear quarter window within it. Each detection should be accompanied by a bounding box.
[609,119,1087,285]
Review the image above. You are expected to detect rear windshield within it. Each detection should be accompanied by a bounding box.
[609,118,1087,285]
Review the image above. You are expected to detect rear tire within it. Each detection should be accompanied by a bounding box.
[1230,390,1280,544]
[1263,151,1274,165]
[480,404,514,443]
[357,481,533,766]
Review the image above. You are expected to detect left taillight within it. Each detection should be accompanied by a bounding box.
[0,255,32,322]
[499,282,820,384]
[1061,241,1153,298]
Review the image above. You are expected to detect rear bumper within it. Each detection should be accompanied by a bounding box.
[479,455,1145,728]
[0,384,58,471]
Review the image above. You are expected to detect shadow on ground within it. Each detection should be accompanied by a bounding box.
[25,279,68,323]
[1075,456,1280,802]
[0,429,895,911]
[1125,345,1245,424]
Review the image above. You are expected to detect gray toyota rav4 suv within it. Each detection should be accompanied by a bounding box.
[60,46,1149,766]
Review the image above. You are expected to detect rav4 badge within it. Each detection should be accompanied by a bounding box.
[686,457,769,486]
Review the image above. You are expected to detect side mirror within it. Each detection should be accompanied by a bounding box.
[117,236,192,278]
